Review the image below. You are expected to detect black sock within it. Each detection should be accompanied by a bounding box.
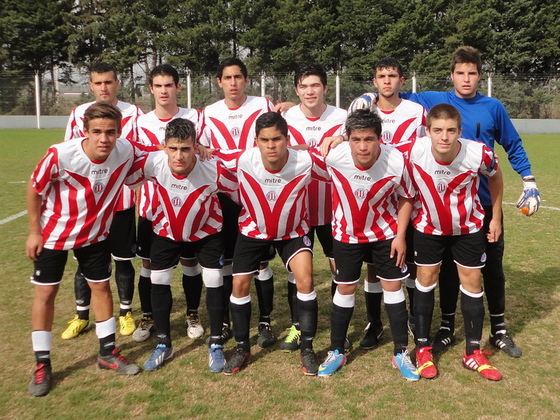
[138,275,152,314]
[406,286,415,318]
[461,290,484,355]
[151,284,173,344]
[222,274,232,326]
[115,260,134,310]
[77,309,90,320]
[287,281,299,326]
[490,314,506,336]
[440,312,456,334]
[413,286,435,347]
[364,290,383,326]
[331,303,353,353]
[35,351,51,366]
[385,300,408,355]
[74,269,91,320]
[206,286,225,339]
[99,333,116,356]
[297,297,318,351]
[182,272,202,315]
[230,299,251,351]
[255,277,274,323]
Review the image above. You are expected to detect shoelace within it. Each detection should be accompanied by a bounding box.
[34,364,48,383]
[323,351,339,364]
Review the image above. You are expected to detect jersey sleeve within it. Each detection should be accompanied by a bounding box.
[308,148,330,181]
[31,147,60,194]
[216,160,239,199]
[64,109,79,141]
[480,144,499,177]
[212,149,243,172]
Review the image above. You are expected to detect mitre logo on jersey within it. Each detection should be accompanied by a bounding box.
[93,181,105,195]
[305,126,322,132]
[265,191,277,202]
[230,127,240,138]
[170,183,189,191]
[353,174,372,182]
[434,169,452,176]
[91,168,109,177]
[228,113,243,120]
[171,196,183,207]
[381,131,393,143]
[436,182,447,193]
[354,188,367,200]
[264,178,281,184]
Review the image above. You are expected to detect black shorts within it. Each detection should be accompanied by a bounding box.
[150,233,224,271]
[31,241,112,285]
[219,193,241,261]
[364,224,415,265]
[107,206,137,260]
[333,239,409,284]
[414,229,486,269]
[136,216,154,260]
[233,234,313,275]
[309,224,334,259]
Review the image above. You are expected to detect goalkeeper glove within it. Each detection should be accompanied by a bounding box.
[516,176,540,216]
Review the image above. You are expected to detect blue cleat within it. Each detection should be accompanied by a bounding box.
[317,349,347,377]
[392,350,420,381]
[144,344,174,371]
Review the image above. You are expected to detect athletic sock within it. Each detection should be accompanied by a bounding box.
[222,273,233,326]
[364,280,383,325]
[206,286,225,339]
[413,280,436,347]
[287,274,299,326]
[77,308,90,320]
[490,314,506,336]
[182,265,203,315]
[331,290,355,353]
[297,292,318,351]
[255,268,274,323]
[35,351,51,366]
[99,334,116,356]
[138,274,152,314]
[114,260,135,312]
[151,284,173,345]
[440,312,456,334]
[230,295,251,351]
[96,318,116,356]
[383,289,408,355]
[461,286,484,356]
[405,277,416,317]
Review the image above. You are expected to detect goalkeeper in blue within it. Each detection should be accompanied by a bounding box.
[350,46,540,357]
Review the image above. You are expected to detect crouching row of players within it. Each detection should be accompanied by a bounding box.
[27,102,503,397]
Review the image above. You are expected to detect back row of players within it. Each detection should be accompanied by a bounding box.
[27,46,540,396]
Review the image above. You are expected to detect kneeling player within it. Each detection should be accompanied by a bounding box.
[408,104,503,381]
[127,118,237,372]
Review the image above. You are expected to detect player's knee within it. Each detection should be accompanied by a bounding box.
[201,267,223,288]
[182,264,201,276]
[333,288,355,308]
[151,268,174,286]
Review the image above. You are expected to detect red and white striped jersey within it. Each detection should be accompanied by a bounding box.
[215,148,317,241]
[136,108,201,220]
[284,104,347,226]
[324,142,414,244]
[126,153,237,242]
[406,136,499,236]
[199,96,274,150]
[376,99,426,145]
[64,100,144,211]
[31,138,141,251]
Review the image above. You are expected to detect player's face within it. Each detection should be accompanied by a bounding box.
[82,118,121,162]
[427,118,462,161]
[373,67,404,98]
[296,75,327,110]
[217,65,248,103]
[451,62,480,99]
[164,137,197,176]
[150,75,180,108]
[89,72,119,105]
[256,126,289,169]
[349,128,381,169]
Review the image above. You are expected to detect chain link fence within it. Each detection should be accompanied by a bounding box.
[1,70,559,119]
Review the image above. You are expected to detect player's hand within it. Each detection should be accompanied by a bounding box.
[274,101,296,113]
[196,145,213,161]
[390,236,407,269]
[320,135,345,156]
[487,218,502,243]
[26,233,43,261]
[348,93,377,113]
[516,176,540,216]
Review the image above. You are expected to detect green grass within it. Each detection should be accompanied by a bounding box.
[1,130,559,419]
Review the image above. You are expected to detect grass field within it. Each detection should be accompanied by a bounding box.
[0,129,559,419]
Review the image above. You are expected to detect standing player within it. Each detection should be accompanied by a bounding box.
[127,119,237,372]
[401,46,538,357]
[199,58,276,347]
[407,104,503,381]
[133,64,204,342]
[315,109,417,380]
[215,112,321,376]
[27,104,141,397]
[280,63,347,351]
[352,57,426,349]
[62,62,143,339]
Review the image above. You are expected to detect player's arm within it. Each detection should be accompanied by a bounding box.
[319,135,346,156]
[391,196,414,268]
[487,167,504,243]
[273,101,297,113]
[26,180,43,261]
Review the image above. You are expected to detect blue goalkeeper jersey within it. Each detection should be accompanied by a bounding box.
[401,90,533,206]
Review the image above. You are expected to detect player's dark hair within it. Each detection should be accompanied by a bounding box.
[216,58,248,79]
[451,46,482,74]
[90,62,117,80]
[255,112,288,137]
[427,103,462,129]
[84,103,122,130]
[294,63,328,87]
[374,57,404,78]
[164,118,196,143]
[150,64,180,86]
[345,109,382,137]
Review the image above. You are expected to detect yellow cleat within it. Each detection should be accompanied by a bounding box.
[119,311,135,336]
[61,315,89,339]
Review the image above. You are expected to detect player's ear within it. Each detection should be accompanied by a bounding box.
[176,83,182,91]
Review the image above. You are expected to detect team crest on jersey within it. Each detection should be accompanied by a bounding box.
[171,196,183,207]
[308,138,318,148]
[266,191,277,202]
[381,131,393,144]
[401,263,408,274]
[231,127,240,138]
[93,182,105,195]
[436,182,447,193]
[480,252,487,263]
[354,188,367,200]
[302,235,312,247]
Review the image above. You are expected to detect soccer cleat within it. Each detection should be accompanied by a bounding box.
[463,349,502,381]
[257,322,276,348]
[392,350,420,381]
[144,344,174,371]
[431,327,456,353]
[132,316,154,342]
[61,315,89,340]
[280,325,301,352]
[119,311,136,336]
[186,313,204,339]
[300,348,318,376]
[205,324,233,345]
[28,363,52,397]
[415,346,437,379]
[359,322,384,349]
[223,347,251,375]
[317,349,347,377]
[98,348,140,375]
[489,332,522,358]
[208,344,226,373]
